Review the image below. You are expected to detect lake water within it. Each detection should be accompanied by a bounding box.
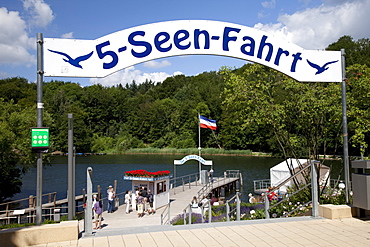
[12,154,343,203]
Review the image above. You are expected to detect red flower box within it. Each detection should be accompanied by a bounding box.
[124,169,170,178]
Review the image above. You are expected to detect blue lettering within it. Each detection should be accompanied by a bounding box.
[128,31,152,58]
[194,29,210,49]
[241,36,255,56]
[257,35,273,62]
[223,27,240,51]
[174,30,190,50]
[291,52,302,72]
[154,32,172,52]
[274,48,289,65]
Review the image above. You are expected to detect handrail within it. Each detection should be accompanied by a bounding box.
[0,192,57,207]
[226,192,241,221]
[197,182,213,201]
[160,202,171,225]
[264,161,318,219]
[270,162,312,191]
[171,173,199,195]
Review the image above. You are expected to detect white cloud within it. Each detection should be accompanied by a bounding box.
[254,0,370,49]
[0,7,35,65]
[61,32,74,39]
[89,66,183,87]
[262,0,276,9]
[23,0,54,28]
[143,60,171,68]
[0,1,55,66]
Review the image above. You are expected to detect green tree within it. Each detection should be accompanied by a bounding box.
[220,64,343,159]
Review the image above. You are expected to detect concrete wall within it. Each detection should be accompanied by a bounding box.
[0,220,79,247]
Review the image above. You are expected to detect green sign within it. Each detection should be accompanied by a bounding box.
[31,127,50,149]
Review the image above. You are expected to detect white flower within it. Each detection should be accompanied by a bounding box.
[250,210,255,215]
[289,202,292,205]
[297,202,300,205]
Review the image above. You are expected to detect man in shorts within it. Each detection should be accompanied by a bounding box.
[146,190,155,214]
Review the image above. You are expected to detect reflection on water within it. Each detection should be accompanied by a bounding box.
[13,154,343,203]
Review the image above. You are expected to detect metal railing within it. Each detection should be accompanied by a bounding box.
[264,161,319,219]
[197,170,241,200]
[170,173,199,195]
[253,179,271,193]
[180,198,212,225]
[226,192,241,221]
[160,202,171,225]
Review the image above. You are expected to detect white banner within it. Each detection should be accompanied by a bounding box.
[44,20,342,82]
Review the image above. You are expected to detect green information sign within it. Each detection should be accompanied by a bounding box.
[31,127,50,149]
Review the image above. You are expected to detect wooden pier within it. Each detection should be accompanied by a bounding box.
[0,170,241,225]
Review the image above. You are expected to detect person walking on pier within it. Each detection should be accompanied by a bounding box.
[136,192,145,217]
[125,190,131,214]
[209,168,214,182]
[107,185,115,213]
[146,190,155,215]
[132,189,137,211]
[93,199,103,229]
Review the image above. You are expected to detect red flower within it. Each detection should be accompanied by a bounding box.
[125,169,170,177]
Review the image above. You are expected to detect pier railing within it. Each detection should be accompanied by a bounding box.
[0,192,57,224]
[160,202,171,225]
[197,170,241,200]
[170,172,199,195]
[264,161,319,219]
[226,192,241,221]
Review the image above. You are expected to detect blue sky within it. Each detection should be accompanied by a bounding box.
[1,0,369,87]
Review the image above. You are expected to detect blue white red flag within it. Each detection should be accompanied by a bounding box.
[199,115,217,130]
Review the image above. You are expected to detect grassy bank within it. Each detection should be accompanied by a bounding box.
[110,148,272,156]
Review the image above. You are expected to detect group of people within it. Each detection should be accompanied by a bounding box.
[125,187,155,217]
[91,185,157,229]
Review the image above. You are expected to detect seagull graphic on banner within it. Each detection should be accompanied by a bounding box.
[48,49,94,69]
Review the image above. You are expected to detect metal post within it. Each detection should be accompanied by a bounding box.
[36,33,44,226]
[208,199,212,223]
[167,202,170,225]
[198,114,202,183]
[174,164,176,195]
[188,204,192,224]
[236,193,240,221]
[226,202,230,221]
[68,113,75,220]
[265,193,270,219]
[341,49,351,204]
[85,167,93,236]
[311,161,319,217]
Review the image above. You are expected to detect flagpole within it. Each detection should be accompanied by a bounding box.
[198,113,201,183]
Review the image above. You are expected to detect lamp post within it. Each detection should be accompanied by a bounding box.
[36,33,44,225]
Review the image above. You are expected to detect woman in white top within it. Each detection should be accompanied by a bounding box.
[125,190,131,214]
[131,189,137,211]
